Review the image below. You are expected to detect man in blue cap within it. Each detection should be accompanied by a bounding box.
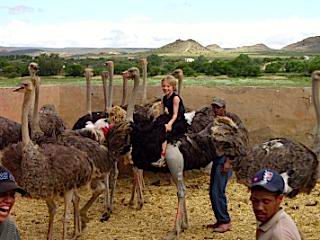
[0,166,26,240]
[250,168,301,240]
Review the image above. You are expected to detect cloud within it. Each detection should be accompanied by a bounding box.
[0,17,320,49]
[0,5,35,14]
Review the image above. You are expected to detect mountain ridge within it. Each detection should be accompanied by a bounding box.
[1,35,320,56]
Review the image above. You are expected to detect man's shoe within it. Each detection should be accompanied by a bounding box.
[212,222,231,233]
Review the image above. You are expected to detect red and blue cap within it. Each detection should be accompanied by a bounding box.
[250,168,285,194]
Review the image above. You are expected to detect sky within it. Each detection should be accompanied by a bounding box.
[0,0,320,49]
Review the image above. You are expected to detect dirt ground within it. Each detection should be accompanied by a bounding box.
[12,171,320,240]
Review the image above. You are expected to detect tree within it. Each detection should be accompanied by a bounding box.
[308,56,320,73]
[228,54,261,77]
[265,62,283,73]
[35,53,64,76]
[65,64,84,77]
[284,60,307,73]
[147,54,162,66]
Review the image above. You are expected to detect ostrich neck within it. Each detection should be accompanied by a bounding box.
[121,75,128,106]
[178,75,183,96]
[142,63,147,104]
[312,77,320,149]
[28,72,36,117]
[32,77,41,132]
[126,75,140,122]
[86,75,92,115]
[107,63,114,112]
[101,72,108,112]
[22,90,32,145]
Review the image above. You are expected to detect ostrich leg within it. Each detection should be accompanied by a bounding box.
[63,190,74,240]
[129,166,144,209]
[46,199,57,240]
[109,161,119,211]
[80,180,106,227]
[164,143,188,240]
[101,164,117,221]
[72,191,81,239]
[129,167,137,207]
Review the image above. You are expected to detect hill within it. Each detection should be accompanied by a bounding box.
[155,39,209,54]
[231,43,274,52]
[282,36,320,52]
[206,44,224,52]
[0,47,152,57]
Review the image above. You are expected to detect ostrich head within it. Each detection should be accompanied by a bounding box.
[39,104,57,114]
[122,70,129,79]
[28,62,39,76]
[139,58,148,65]
[84,68,93,78]
[171,69,183,79]
[106,61,113,67]
[14,80,33,93]
[126,67,140,80]
[101,71,108,79]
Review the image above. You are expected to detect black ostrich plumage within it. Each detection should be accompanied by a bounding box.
[235,138,319,197]
[72,111,108,130]
[131,112,248,173]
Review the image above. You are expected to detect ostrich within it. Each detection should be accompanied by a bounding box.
[1,80,93,240]
[0,62,63,153]
[72,67,107,130]
[28,62,66,139]
[229,71,320,196]
[0,62,41,152]
[171,68,184,96]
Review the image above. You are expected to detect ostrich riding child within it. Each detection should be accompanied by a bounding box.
[152,75,187,167]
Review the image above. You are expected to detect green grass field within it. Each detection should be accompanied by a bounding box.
[0,73,311,88]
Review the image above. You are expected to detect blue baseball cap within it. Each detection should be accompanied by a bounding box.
[0,166,26,195]
[250,168,285,193]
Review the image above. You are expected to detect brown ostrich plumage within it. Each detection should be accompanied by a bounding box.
[1,79,93,240]
[0,116,21,150]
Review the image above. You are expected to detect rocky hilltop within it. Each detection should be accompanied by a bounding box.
[282,36,320,52]
[206,44,224,52]
[155,39,209,53]
[232,43,273,52]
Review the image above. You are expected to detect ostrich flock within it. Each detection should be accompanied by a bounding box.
[0,60,319,240]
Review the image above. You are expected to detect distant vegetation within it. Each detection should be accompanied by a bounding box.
[1,53,320,81]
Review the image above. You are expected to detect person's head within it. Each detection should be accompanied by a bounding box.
[211,97,226,117]
[249,169,285,224]
[161,75,177,95]
[0,166,26,223]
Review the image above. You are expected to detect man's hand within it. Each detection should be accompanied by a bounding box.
[221,157,232,174]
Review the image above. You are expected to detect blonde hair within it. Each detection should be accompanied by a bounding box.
[161,75,177,91]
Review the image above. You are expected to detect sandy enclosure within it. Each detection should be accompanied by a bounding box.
[1,85,320,239]
[12,172,320,240]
